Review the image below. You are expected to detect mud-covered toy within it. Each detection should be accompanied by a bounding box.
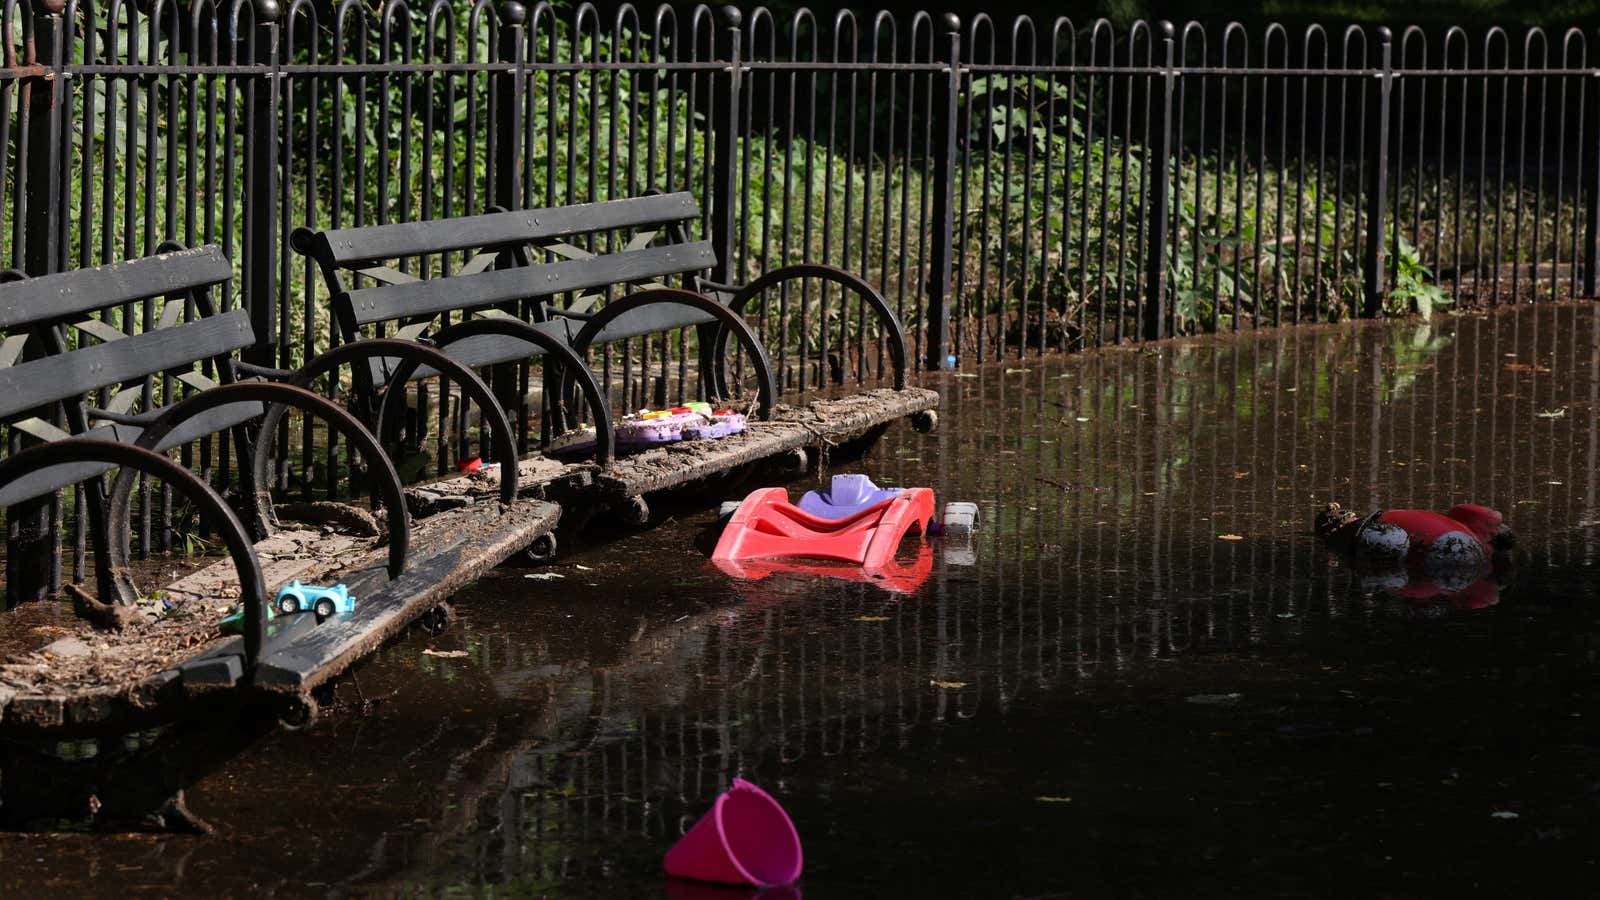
[1315,502,1513,570]
[547,402,747,459]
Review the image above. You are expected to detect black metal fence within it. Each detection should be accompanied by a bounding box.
[4,1,1600,582]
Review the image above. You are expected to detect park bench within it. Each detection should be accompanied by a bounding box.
[0,245,572,728]
[0,244,424,664]
[289,191,913,471]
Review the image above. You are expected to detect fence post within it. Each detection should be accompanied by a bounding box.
[493,2,527,433]
[493,2,526,211]
[1587,63,1600,297]
[242,0,282,367]
[8,0,68,606]
[708,5,742,284]
[1142,21,1176,341]
[924,14,960,370]
[1361,27,1394,318]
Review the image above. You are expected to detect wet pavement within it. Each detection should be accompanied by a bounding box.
[3,303,1598,896]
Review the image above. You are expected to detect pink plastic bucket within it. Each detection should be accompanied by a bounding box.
[664,778,803,888]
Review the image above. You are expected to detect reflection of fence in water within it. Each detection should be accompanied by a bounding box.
[380,306,1600,884]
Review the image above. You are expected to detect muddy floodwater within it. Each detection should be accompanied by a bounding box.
[3,304,1598,897]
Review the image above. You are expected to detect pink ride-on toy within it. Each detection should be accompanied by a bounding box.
[714,486,937,570]
[716,474,979,586]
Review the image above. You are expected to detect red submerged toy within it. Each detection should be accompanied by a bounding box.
[1315,501,1514,569]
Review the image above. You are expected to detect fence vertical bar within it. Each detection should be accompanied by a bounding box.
[243,0,282,366]
[7,0,67,607]
[494,2,526,436]
[1587,56,1600,297]
[709,6,742,284]
[924,13,959,369]
[1362,27,1393,317]
[1142,21,1175,341]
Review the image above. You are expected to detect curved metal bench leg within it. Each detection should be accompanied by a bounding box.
[282,338,521,507]
[711,264,909,392]
[106,383,411,587]
[557,288,777,422]
[0,439,269,677]
[419,317,618,468]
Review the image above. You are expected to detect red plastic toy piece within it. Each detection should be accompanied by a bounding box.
[712,543,934,594]
[712,487,936,571]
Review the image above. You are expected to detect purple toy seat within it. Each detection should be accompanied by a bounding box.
[796,474,903,520]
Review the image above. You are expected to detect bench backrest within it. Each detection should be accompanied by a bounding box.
[297,193,716,344]
[0,246,250,425]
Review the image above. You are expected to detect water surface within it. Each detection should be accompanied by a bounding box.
[3,304,1597,897]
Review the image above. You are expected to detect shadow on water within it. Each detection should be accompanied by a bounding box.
[3,304,1598,896]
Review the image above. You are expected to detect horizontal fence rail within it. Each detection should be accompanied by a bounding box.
[3,3,1600,592]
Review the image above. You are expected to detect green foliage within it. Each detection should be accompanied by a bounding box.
[1387,231,1452,320]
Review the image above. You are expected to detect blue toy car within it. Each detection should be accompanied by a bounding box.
[275,581,356,618]
[217,581,356,635]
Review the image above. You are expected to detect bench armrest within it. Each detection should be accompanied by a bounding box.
[86,406,160,426]
[691,278,739,299]
[232,359,295,379]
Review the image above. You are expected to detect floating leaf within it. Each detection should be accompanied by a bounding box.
[855,616,890,623]
[1035,796,1073,803]
[525,572,565,581]
[423,649,469,659]
[930,679,968,689]
[1218,534,1244,541]
[1535,408,1568,419]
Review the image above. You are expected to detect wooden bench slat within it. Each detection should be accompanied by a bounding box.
[71,318,131,345]
[317,193,699,266]
[9,416,74,443]
[0,309,252,420]
[0,334,30,369]
[343,242,717,326]
[0,246,231,330]
[99,388,145,415]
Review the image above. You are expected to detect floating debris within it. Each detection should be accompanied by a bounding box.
[1035,796,1073,804]
[1535,408,1568,419]
[855,616,891,623]
[1218,534,1244,541]
[1186,693,1242,706]
[930,679,968,689]
[524,572,566,581]
[1489,811,1520,820]
[422,649,470,659]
